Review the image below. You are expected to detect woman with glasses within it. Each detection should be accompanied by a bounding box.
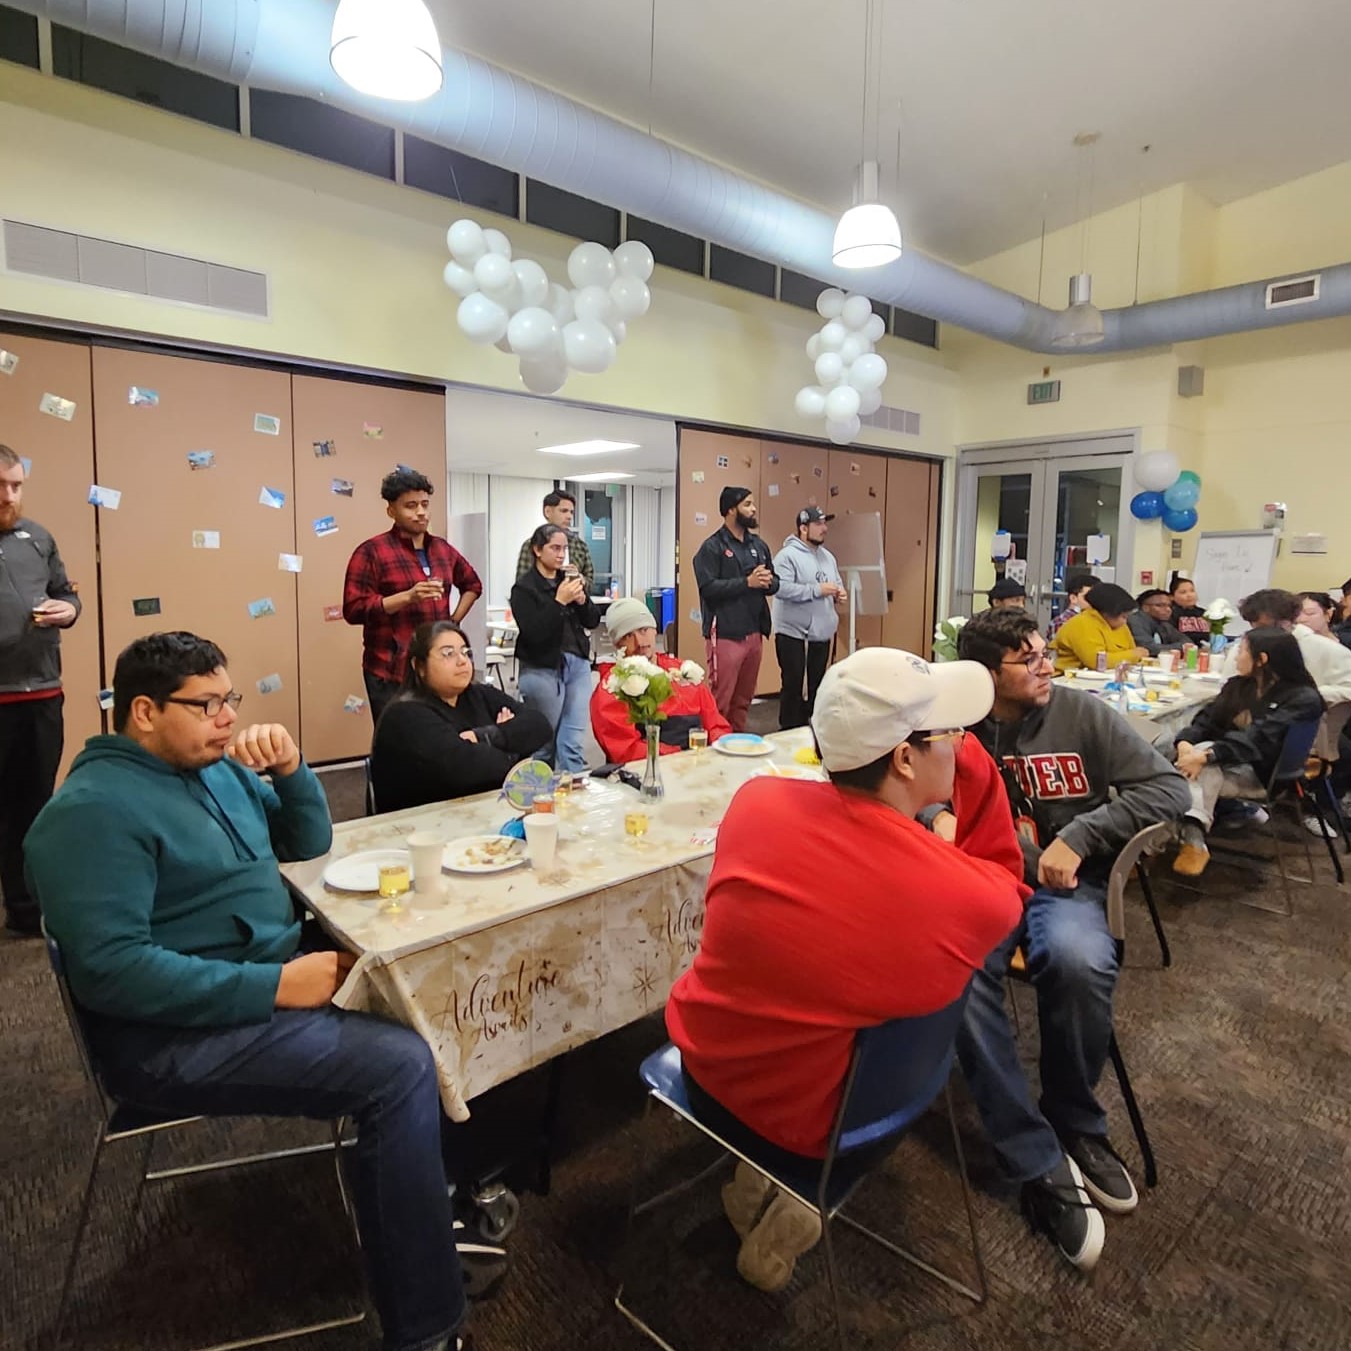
[510,524,601,773]
[371,620,551,812]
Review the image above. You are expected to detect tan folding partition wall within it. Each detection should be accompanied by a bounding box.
[0,331,101,777]
[677,427,943,698]
[90,348,301,736]
[291,375,446,764]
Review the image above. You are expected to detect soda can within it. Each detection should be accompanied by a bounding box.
[1095,651,1109,673]
[1198,649,1211,673]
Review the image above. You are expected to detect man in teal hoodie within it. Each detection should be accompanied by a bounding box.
[25,631,472,1351]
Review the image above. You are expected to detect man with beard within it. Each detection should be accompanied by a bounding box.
[693,487,779,731]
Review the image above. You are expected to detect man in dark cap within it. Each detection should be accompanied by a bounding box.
[987,577,1028,611]
[692,487,779,731]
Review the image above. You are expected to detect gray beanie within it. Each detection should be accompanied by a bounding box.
[606,597,657,643]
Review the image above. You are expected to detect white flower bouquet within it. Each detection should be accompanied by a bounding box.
[604,654,673,725]
[932,614,968,663]
[1203,598,1238,637]
[675,659,705,685]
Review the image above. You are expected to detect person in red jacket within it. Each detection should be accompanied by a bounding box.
[666,647,1026,1292]
[590,596,730,763]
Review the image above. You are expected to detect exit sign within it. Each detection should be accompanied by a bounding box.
[1027,379,1061,405]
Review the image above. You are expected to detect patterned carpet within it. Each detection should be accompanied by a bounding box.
[2,700,1348,1351]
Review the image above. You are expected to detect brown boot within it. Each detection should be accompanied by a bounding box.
[1173,840,1210,876]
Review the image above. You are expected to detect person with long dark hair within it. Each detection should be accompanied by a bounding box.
[1171,628,1323,875]
[371,621,551,812]
[510,524,600,772]
[1168,572,1210,639]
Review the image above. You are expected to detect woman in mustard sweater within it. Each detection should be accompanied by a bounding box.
[1053,582,1149,674]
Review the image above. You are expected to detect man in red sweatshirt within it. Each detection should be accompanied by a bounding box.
[666,647,1026,1292]
[590,596,730,764]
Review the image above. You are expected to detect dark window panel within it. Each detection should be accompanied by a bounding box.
[51,26,238,131]
[892,306,939,349]
[525,181,620,248]
[250,88,394,180]
[779,269,828,311]
[625,216,703,277]
[709,245,775,299]
[0,5,39,69]
[403,136,518,217]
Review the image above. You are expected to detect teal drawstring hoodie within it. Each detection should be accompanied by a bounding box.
[26,735,333,1028]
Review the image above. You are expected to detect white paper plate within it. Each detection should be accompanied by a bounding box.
[1064,669,1111,684]
[713,734,774,757]
[323,849,410,893]
[753,762,827,781]
[443,834,527,874]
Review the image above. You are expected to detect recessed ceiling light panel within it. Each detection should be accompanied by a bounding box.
[536,439,640,457]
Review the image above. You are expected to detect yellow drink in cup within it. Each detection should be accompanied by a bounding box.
[688,728,709,754]
[624,809,649,844]
[378,862,410,914]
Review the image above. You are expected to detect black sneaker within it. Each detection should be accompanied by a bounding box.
[1020,1157,1105,1272]
[454,1219,509,1301]
[1062,1132,1139,1214]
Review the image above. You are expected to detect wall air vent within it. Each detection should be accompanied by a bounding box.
[1,220,269,319]
[860,403,922,437]
[1265,274,1320,310]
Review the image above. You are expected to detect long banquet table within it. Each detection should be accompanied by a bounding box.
[283,728,815,1120]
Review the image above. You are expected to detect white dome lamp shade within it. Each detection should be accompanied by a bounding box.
[832,161,902,270]
[330,0,444,102]
[1051,272,1106,348]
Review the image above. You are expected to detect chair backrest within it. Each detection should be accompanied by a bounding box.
[1314,701,1351,762]
[1270,717,1324,785]
[828,988,970,1155]
[1105,821,1177,942]
[43,927,117,1128]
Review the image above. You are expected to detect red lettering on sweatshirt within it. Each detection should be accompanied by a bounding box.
[1007,753,1091,800]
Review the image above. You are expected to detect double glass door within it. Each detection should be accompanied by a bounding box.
[955,436,1135,633]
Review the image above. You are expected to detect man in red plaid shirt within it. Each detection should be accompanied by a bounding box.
[343,469,483,724]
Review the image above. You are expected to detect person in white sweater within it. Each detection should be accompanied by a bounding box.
[1218,589,1351,705]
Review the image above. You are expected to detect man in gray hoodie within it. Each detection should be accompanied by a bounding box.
[953,607,1189,1273]
[772,507,846,729]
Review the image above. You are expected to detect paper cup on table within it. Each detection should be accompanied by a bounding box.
[523,813,559,875]
[408,832,445,899]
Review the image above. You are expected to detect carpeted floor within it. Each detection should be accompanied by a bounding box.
[3,696,1349,1351]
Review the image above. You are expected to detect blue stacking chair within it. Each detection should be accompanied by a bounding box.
[614,991,983,1351]
[42,928,365,1351]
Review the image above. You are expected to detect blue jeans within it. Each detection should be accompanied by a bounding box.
[955,881,1119,1183]
[90,1007,465,1351]
[517,651,592,772]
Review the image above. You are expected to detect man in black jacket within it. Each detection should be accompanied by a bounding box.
[953,607,1189,1273]
[692,488,779,731]
[0,445,81,936]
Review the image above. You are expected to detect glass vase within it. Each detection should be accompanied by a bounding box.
[641,723,665,800]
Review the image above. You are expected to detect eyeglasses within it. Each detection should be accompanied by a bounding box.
[165,692,243,718]
[918,728,966,746]
[1001,650,1052,673]
[433,646,473,662]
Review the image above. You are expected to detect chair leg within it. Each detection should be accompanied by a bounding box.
[52,1127,107,1351]
[820,1210,847,1351]
[1107,1032,1157,1189]
[1135,861,1171,968]
[1306,793,1345,884]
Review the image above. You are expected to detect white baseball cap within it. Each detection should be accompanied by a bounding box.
[810,648,995,773]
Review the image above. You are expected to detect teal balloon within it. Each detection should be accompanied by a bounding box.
[1130,491,1165,520]
[1162,506,1198,532]
[1163,479,1200,510]
[1177,470,1202,488]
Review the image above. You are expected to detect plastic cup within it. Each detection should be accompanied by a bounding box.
[377,861,410,915]
[523,814,559,875]
[532,792,556,815]
[408,832,445,899]
[688,728,709,754]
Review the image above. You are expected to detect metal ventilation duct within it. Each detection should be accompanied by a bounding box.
[9,0,1351,354]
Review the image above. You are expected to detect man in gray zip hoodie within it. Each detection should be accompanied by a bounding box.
[0,445,80,936]
[953,607,1189,1272]
[771,507,846,728]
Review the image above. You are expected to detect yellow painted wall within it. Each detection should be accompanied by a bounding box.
[0,68,958,464]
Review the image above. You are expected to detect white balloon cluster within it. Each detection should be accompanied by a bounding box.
[443,219,654,395]
[794,288,889,445]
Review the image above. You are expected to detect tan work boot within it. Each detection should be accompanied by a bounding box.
[735,1191,823,1292]
[721,1160,774,1239]
[1173,839,1210,876]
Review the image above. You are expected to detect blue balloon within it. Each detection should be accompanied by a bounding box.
[1162,506,1198,532]
[1130,491,1165,520]
[1163,478,1201,511]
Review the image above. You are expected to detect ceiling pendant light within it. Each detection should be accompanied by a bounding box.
[1051,272,1105,348]
[833,160,903,269]
[330,0,444,102]
[833,0,901,271]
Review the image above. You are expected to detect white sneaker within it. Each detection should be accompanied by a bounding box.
[1303,814,1340,839]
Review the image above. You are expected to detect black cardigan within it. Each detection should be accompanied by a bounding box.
[370,684,552,812]
[1175,679,1324,782]
[509,566,600,670]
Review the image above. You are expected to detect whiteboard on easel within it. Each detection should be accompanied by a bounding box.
[1189,531,1278,612]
